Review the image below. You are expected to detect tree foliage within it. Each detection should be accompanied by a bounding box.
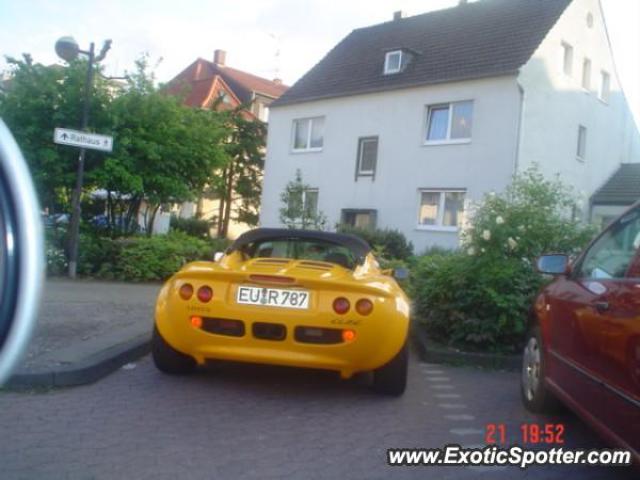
[1,54,233,236]
[0,54,111,211]
[214,105,266,236]
[93,55,229,234]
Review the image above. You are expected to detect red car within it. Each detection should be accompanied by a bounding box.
[521,202,640,462]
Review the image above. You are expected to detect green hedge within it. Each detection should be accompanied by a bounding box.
[411,252,543,353]
[47,230,229,282]
[170,216,212,238]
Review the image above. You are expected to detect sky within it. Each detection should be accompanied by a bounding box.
[0,0,639,125]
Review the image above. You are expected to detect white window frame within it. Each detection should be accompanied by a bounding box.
[561,41,573,76]
[287,188,319,216]
[356,136,378,176]
[302,188,318,216]
[291,117,324,153]
[581,58,591,91]
[384,50,403,75]
[416,189,466,232]
[424,101,473,146]
[577,125,587,162]
[599,70,610,103]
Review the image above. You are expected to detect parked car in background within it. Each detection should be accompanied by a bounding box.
[522,201,640,462]
[41,213,69,228]
[152,228,411,395]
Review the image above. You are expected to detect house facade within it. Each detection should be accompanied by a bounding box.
[166,50,288,238]
[260,0,640,252]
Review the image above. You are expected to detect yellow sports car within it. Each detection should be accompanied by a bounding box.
[152,228,411,395]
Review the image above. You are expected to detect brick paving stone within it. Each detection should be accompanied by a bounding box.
[0,351,636,479]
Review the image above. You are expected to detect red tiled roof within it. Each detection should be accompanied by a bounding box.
[165,77,215,107]
[217,65,288,98]
[167,58,288,106]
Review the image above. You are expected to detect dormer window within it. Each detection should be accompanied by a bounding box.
[218,91,231,104]
[384,50,403,75]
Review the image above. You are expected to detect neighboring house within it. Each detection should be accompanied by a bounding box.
[166,50,288,238]
[590,163,640,227]
[260,0,640,252]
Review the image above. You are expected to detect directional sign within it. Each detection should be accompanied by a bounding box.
[53,128,113,152]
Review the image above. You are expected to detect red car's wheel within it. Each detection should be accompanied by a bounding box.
[152,326,196,375]
[521,326,561,413]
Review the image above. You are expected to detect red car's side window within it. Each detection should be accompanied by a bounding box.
[576,209,640,280]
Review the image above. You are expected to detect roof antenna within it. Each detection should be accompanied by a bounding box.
[269,33,282,83]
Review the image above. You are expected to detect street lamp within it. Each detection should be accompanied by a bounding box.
[55,36,111,279]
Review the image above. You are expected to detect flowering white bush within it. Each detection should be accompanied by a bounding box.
[413,166,599,352]
[461,166,597,260]
[46,245,67,276]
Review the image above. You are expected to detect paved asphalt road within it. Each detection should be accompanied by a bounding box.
[0,351,635,480]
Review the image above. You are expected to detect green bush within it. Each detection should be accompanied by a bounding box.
[412,253,543,353]
[46,228,231,282]
[462,167,597,259]
[78,234,121,276]
[337,226,414,260]
[170,216,212,238]
[413,166,597,353]
[113,233,206,281]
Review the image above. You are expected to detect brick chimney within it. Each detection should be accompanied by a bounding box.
[214,49,226,66]
[393,10,405,21]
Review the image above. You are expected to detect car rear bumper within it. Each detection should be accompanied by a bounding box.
[154,285,409,379]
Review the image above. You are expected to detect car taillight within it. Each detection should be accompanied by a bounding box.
[356,298,373,316]
[333,297,350,314]
[342,329,356,342]
[179,283,194,300]
[197,286,213,303]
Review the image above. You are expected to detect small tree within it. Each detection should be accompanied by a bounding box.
[279,170,327,230]
[94,55,229,235]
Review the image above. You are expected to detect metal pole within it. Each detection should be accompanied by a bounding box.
[67,42,94,279]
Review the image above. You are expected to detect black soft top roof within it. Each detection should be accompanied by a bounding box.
[228,228,371,261]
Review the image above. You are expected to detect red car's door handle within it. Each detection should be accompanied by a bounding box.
[594,301,610,313]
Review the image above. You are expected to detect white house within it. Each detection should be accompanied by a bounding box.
[260,0,640,252]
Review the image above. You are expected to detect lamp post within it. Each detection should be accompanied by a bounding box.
[55,37,111,279]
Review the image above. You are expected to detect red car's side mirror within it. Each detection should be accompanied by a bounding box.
[536,254,570,276]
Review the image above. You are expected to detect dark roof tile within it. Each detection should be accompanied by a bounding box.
[592,163,640,205]
[274,0,571,106]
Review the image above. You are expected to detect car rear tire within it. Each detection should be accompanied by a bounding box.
[372,342,408,396]
[521,326,561,413]
[152,326,196,375]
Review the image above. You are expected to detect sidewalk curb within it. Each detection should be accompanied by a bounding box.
[5,332,151,389]
[411,324,522,371]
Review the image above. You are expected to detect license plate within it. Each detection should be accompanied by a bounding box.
[236,286,310,309]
